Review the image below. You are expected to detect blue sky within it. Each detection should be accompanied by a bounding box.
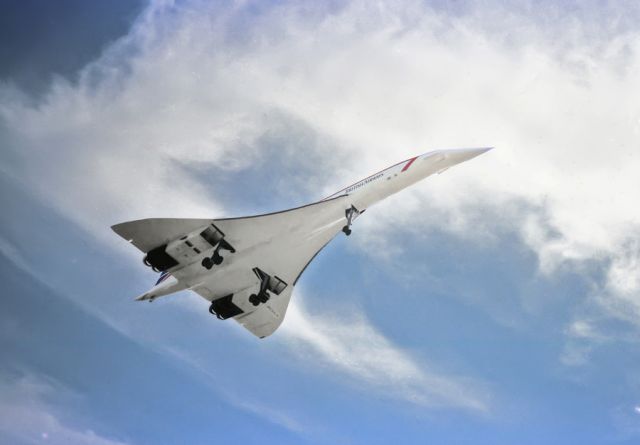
[1,1,640,444]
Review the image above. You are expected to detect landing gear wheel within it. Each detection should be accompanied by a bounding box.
[202,257,213,269]
[249,294,259,306]
[259,292,269,303]
[343,205,359,236]
[212,252,223,265]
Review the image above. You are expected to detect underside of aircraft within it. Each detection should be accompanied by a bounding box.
[112,148,491,338]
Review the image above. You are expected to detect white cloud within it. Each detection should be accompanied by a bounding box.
[158,345,314,434]
[0,236,37,279]
[603,241,640,320]
[155,291,491,414]
[560,319,602,367]
[0,372,131,445]
[280,295,490,412]
[231,400,306,434]
[3,1,639,293]
[1,0,640,384]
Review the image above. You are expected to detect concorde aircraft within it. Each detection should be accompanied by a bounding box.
[112,147,491,338]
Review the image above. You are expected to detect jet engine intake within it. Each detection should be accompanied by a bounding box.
[209,294,244,320]
[143,244,179,272]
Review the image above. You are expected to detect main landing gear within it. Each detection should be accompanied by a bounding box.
[248,268,288,307]
[249,267,271,306]
[248,276,270,306]
[342,205,361,236]
[202,239,236,270]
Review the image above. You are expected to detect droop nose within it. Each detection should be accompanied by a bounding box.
[414,147,492,173]
[424,147,492,166]
[445,147,493,163]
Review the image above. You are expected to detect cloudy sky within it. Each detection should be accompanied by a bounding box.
[1,0,640,443]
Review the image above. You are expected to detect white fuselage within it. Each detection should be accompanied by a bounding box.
[323,148,489,211]
[143,148,490,301]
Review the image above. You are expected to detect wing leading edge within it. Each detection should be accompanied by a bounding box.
[112,195,351,338]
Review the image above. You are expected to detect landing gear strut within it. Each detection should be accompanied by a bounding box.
[202,239,236,270]
[249,268,288,307]
[249,276,270,306]
[342,205,361,236]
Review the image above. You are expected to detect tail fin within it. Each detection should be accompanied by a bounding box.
[135,272,181,302]
[155,271,171,285]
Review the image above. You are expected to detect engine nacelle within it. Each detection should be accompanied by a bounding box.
[143,224,228,272]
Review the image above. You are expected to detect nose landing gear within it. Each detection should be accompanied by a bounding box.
[342,205,361,236]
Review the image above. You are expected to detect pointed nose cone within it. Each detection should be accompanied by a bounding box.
[451,147,493,162]
[470,146,493,156]
[437,147,493,168]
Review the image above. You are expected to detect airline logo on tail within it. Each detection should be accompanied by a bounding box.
[155,271,171,285]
